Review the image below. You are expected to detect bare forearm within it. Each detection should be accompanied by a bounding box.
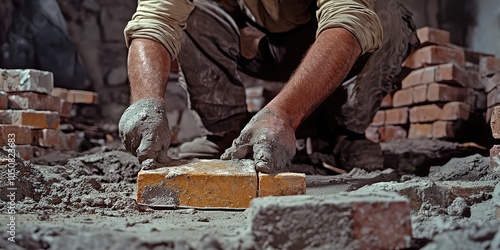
[266,28,361,130]
[128,39,171,103]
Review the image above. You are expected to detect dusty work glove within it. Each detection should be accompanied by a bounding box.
[119,99,171,169]
[221,109,296,174]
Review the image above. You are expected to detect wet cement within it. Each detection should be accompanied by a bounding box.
[1,149,499,249]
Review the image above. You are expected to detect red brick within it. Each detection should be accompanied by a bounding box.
[0,92,7,109]
[408,123,433,139]
[442,102,470,121]
[432,121,462,139]
[0,125,32,145]
[378,126,407,142]
[482,73,500,93]
[31,129,59,148]
[66,90,99,104]
[365,126,380,143]
[0,69,53,94]
[427,83,468,103]
[410,104,443,123]
[385,108,409,125]
[417,27,449,47]
[491,106,500,139]
[0,110,59,129]
[51,88,68,100]
[371,110,385,126]
[480,57,500,77]
[403,45,465,70]
[380,94,392,108]
[393,89,413,108]
[489,145,500,171]
[8,92,61,111]
[60,100,73,118]
[412,85,428,104]
[402,64,468,89]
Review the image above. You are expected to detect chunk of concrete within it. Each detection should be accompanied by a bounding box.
[249,191,411,250]
[136,160,258,209]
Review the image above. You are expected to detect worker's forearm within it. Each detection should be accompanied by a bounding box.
[128,38,171,103]
[266,27,362,130]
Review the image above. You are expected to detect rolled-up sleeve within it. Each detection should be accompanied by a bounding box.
[124,0,195,59]
[316,0,383,54]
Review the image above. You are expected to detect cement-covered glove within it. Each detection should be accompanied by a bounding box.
[119,99,171,169]
[221,109,296,174]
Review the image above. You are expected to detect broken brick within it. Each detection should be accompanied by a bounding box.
[66,90,99,104]
[427,83,468,103]
[378,125,407,142]
[249,191,411,250]
[51,87,68,100]
[371,110,385,126]
[31,129,59,148]
[137,160,258,208]
[385,108,409,125]
[380,94,392,108]
[433,121,462,139]
[491,106,500,139]
[403,45,465,70]
[258,173,306,197]
[480,57,500,77]
[402,63,468,89]
[0,92,7,109]
[417,27,450,47]
[8,92,61,111]
[0,125,32,145]
[393,89,413,108]
[408,123,433,139]
[0,110,59,129]
[0,69,53,94]
[412,85,428,104]
[410,104,443,123]
[442,102,470,121]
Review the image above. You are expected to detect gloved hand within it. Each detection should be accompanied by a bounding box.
[221,109,296,174]
[119,99,171,170]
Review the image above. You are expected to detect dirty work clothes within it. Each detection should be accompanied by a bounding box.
[125,0,383,59]
[177,0,418,136]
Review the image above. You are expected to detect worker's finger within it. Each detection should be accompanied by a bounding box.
[136,132,162,163]
[253,141,291,174]
[221,132,252,160]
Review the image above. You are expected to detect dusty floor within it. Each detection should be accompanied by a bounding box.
[0,146,499,249]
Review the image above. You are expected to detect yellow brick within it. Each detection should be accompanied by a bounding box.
[137,160,257,209]
[258,173,306,197]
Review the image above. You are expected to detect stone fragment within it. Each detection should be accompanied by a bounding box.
[0,69,53,94]
[249,191,411,250]
[258,173,306,197]
[137,160,258,209]
[0,110,59,129]
[8,92,61,111]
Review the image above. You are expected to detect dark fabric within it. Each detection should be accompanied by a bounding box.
[178,0,418,136]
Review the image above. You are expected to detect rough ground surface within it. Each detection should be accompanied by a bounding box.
[0,147,499,249]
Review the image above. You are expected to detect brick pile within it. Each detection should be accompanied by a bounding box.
[0,69,99,160]
[366,27,490,142]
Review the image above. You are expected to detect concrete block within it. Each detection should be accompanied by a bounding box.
[0,125,32,145]
[0,69,53,94]
[8,92,61,111]
[66,90,99,104]
[137,160,258,209]
[403,45,465,70]
[0,110,59,129]
[258,173,306,197]
[249,191,411,250]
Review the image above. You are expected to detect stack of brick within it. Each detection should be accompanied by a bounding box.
[0,69,99,160]
[481,57,500,121]
[366,27,488,142]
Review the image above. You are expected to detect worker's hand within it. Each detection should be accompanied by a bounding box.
[118,98,171,169]
[221,109,296,174]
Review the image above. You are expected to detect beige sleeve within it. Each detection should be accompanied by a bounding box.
[316,0,383,54]
[124,0,195,59]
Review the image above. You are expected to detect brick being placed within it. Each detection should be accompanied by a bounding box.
[8,92,61,111]
[0,69,53,94]
[402,45,465,70]
[249,191,411,250]
[66,90,99,104]
[0,110,59,129]
[416,27,450,47]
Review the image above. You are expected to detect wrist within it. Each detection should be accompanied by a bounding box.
[262,102,299,131]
